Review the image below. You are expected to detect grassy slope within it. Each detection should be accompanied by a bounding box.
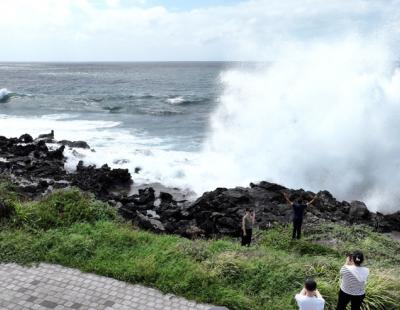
[0,184,399,310]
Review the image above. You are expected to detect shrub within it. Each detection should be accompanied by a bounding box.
[0,181,20,203]
[13,188,115,230]
[362,271,400,310]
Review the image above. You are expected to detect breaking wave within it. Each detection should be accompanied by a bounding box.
[0,88,11,103]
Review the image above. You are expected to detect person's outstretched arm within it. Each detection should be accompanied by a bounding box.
[306,195,318,206]
[283,192,293,205]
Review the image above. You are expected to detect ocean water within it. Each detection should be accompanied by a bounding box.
[0,62,231,191]
[2,60,400,214]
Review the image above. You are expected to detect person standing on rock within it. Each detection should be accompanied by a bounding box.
[283,193,317,239]
[241,208,255,246]
[336,251,369,310]
[295,278,325,310]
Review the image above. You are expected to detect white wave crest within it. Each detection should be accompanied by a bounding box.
[0,88,11,102]
[166,96,185,104]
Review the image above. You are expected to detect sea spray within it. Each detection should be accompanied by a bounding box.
[190,38,400,213]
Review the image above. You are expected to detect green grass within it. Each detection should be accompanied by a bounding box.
[0,186,399,310]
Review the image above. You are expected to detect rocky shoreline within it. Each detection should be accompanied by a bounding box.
[1,132,399,238]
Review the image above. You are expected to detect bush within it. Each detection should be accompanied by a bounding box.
[0,181,20,203]
[12,188,116,230]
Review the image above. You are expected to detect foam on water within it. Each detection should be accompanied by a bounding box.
[166,96,185,104]
[0,113,197,190]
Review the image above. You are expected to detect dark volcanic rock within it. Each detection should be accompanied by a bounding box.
[47,145,65,161]
[58,140,90,149]
[37,130,54,141]
[349,201,370,222]
[1,132,399,238]
[0,133,134,199]
[142,181,399,237]
[134,212,165,233]
[72,161,132,198]
[18,134,34,143]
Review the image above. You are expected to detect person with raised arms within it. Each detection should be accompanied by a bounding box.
[283,192,317,239]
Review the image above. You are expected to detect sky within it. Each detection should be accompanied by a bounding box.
[0,0,399,61]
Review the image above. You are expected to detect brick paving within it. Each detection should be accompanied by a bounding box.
[0,263,217,310]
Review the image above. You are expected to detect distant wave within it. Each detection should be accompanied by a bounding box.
[103,106,123,113]
[0,88,33,103]
[79,94,208,108]
[0,88,11,103]
[167,96,185,104]
[166,96,209,105]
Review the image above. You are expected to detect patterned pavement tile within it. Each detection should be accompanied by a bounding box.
[0,264,219,310]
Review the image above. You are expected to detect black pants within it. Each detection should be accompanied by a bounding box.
[336,289,365,310]
[241,229,252,246]
[292,218,303,239]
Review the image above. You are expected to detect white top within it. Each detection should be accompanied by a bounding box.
[295,294,325,310]
[340,265,369,296]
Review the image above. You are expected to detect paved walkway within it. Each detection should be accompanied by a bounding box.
[0,263,217,310]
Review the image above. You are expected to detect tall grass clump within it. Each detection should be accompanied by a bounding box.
[10,188,116,230]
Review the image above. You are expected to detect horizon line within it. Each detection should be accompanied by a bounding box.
[0,60,261,64]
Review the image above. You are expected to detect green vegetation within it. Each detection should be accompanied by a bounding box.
[0,185,399,310]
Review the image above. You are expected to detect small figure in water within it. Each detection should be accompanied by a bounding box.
[295,278,325,310]
[283,192,317,239]
[241,208,255,246]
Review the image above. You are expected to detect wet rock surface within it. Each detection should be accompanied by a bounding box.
[0,133,132,199]
[1,132,399,238]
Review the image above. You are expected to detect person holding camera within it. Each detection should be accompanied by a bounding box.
[295,278,325,310]
[336,251,369,310]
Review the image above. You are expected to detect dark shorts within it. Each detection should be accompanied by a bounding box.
[241,229,252,246]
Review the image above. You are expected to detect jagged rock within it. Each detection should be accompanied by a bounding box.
[72,161,132,198]
[0,134,133,199]
[184,225,205,239]
[134,212,165,233]
[1,133,399,238]
[135,187,155,205]
[47,145,65,161]
[37,130,54,140]
[18,134,33,143]
[349,201,370,222]
[58,140,90,149]
[160,192,174,203]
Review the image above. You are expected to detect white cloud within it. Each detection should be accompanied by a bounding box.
[0,0,399,61]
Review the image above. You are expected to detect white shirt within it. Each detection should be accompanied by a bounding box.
[340,265,369,296]
[295,294,325,310]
